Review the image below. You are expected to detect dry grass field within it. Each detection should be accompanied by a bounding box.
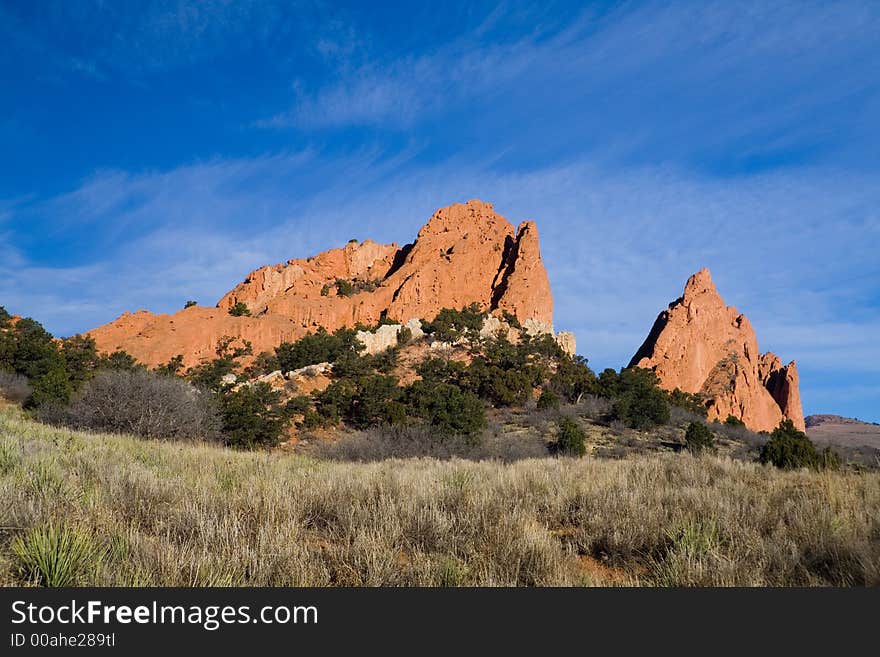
[1,405,878,587]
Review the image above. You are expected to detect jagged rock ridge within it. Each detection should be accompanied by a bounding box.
[88,200,563,367]
[629,268,804,432]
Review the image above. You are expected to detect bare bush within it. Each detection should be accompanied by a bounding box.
[0,371,31,405]
[39,370,220,440]
[711,420,764,448]
[315,424,548,463]
[515,405,561,432]
[669,405,707,428]
[576,394,612,419]
[315,425,477,461]
[609,419,628,432]
[467,431,549,461]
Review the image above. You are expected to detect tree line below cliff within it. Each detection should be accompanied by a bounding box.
[0,304,840,471]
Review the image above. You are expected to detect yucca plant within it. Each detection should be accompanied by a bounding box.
[12,523,102,587]
[0,437,19,474]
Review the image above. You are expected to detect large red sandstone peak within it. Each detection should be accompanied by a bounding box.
[88,200,554,367]
[629,269,804,432]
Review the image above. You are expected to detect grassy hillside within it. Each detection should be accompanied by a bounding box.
[1,405,878,587]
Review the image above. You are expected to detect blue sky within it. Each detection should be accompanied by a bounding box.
[1,0,878,421]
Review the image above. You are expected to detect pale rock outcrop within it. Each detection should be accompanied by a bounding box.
[356,324,404,355]
[88,200,555,368]
[522,318,554,337]
[555,331,576,357]
[629,269,804,432]
[479,315,519,341]
[283,362,333,396]
[286,362,332,379]
[479,315,575,355]
[403,318,424,340]
[234,369,287,391]
[256,370,285,386]
[479,315,505,339]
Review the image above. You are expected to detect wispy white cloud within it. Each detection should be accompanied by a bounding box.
[263,34,542,128]
[264,0,880,165]
[0,0,328,80]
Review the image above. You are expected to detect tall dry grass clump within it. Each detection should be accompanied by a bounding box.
[0,406,878,586]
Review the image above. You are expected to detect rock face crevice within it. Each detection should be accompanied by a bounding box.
[489,234,518,309]
[88,200,557,367]
[629,268,804,432]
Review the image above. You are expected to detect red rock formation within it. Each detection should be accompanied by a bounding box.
[759,354,804,430]
[88,200,555,367]
[89,307,305,369]
[629,269,805,432]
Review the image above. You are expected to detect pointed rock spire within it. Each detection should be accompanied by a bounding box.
[630,269,805,431]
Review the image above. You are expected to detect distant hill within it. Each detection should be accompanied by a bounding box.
[805,414,880,450]
[806,414,878,428]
